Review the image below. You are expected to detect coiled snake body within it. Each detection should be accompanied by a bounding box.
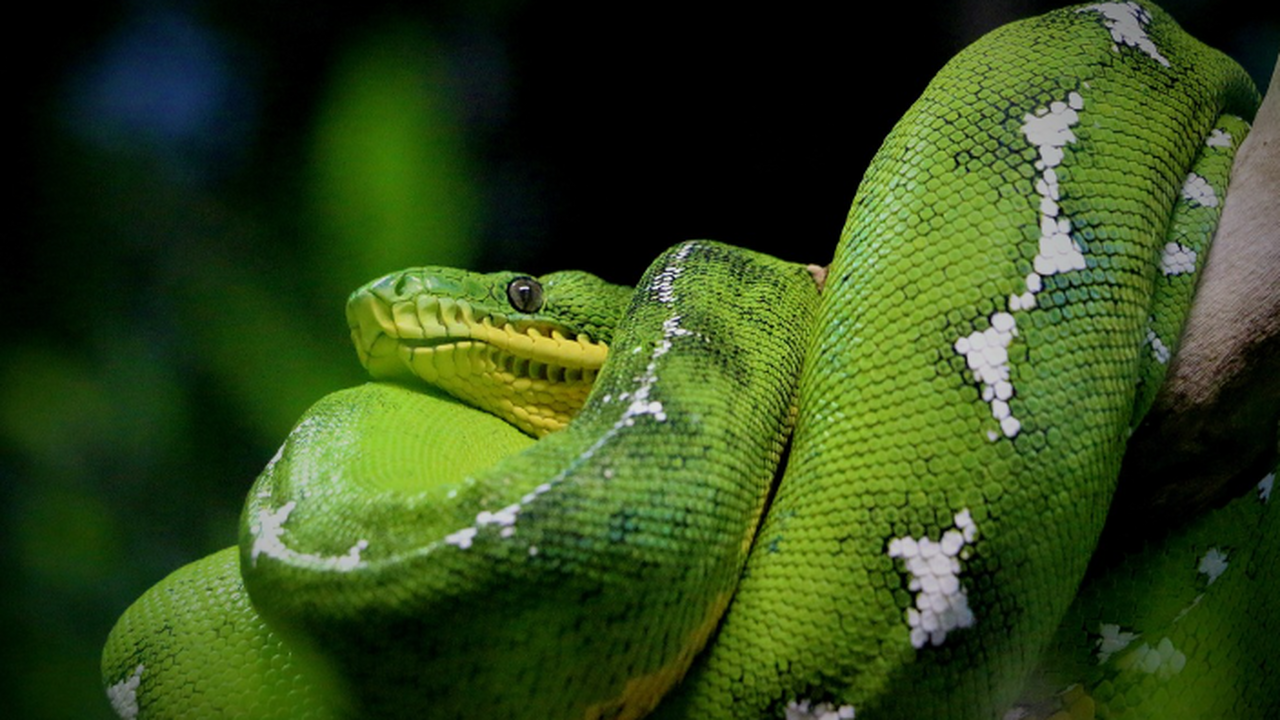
[102,3,1276,718]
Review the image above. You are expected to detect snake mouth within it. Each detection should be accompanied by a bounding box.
[346,286,608,436]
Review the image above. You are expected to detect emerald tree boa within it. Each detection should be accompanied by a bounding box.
[102,3,1276,718]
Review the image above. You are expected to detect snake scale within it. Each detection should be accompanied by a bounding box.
[102,2,1276,718]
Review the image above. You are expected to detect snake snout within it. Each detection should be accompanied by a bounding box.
[345,287,416,380]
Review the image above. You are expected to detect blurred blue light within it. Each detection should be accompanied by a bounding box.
[63,9,256,183]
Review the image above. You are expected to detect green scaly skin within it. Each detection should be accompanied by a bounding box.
[100,270,632,718]
[1013,463,1278,719]
[240,241,820,718]
[102,2,1276,718]
[654,4,1261,718]
[100,383,537,719]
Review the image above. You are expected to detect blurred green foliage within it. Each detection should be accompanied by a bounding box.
[309,20,480,290]
[7,8,484,718]
[7,1,1274,718]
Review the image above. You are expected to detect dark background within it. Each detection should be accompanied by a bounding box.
[8,1,1277,717]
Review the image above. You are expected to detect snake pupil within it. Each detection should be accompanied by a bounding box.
[507,277,544,313]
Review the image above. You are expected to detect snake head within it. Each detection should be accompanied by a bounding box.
[346,266,632,437]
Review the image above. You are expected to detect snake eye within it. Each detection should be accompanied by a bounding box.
[506,276,544,313]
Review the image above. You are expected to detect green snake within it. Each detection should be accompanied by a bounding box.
[101,2,1276,718]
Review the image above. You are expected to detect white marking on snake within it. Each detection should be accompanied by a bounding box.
[521,482,554,504]
[1118,637,1187,678]
[887,509,978,648]
[651,241,696,304]
[1160,242,1197,276]
[954,313,1020,438]
[1197,547,1228,584]
[616,315,695,424]
[1080,2,1170,67]
[1025,92,1087,277]
[1172,593,1204,624]
[1181,172,1219,207]
[1096,623,1139,663]
[442,244,700,548]
[249,500,369,570]
[1206,128,1233,148]
[477,504,520,527]
[1145,327,1171,364]
[250,501,297,562]
[1259,473,1274,503]
[958,91,1088,439]
[785,700,856,719]
[445,527,478,549]
[107,664,144,720]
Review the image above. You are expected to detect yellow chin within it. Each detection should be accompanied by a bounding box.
[397,341,599,438]
[348,291,610,436]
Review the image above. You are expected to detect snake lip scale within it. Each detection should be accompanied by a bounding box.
[395,337,599,385]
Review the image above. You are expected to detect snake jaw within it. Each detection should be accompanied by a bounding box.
[346,283,609,437]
